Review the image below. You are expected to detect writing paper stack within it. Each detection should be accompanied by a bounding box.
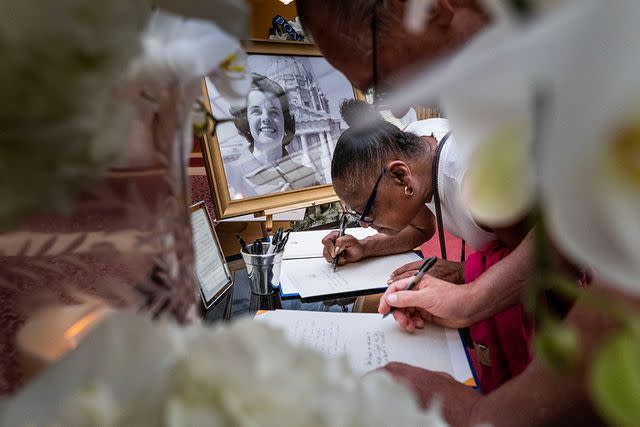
[257,310,474,385]
[282,227,379,260]
[279,227,421,300]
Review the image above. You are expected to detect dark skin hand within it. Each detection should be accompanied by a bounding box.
[321,230,366,266]
[389,258,466,284]
[381,362,481,422]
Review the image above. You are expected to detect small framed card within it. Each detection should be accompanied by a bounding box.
[190,202,233,310]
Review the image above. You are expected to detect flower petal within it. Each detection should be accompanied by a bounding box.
[541,0,640,295]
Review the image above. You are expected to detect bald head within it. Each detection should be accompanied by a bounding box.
[296,0,490,91]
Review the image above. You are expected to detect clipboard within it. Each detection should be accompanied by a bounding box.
[282,286,389,303]
[278,248,422,302]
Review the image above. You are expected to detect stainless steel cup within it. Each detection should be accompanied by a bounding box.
[240,242,284,295]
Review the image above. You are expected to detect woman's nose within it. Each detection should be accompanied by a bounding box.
[261,111,271,122]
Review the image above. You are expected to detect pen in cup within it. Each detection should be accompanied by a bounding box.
[382,256,438,319]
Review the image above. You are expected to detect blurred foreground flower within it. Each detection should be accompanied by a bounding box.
[0,2,251,394]
[387,0,639,292]
[541,0,640,296]
[1,313,448,427]
[0,0,149,231]
[388,1,640,424]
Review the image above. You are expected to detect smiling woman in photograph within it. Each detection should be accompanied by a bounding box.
[226,73,319,198]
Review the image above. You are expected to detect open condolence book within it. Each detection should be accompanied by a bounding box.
[257,310,475,386]
[280,228,421,301]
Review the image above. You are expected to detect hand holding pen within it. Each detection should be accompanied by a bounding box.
[381,256,438,319]
[332,214,348,272]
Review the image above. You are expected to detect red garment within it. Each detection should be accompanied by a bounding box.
[465,240,534,393]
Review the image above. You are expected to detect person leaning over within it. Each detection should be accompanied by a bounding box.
[325,100,534,391]
[296,1,630,426]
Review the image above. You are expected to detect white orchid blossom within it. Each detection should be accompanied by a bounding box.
[440,24,536,227]
[0,0,149,230]
[123,9,250,164]
[1,313,449,427]
[151,0,248,39]
[389,0,639,295]
[124,9,249,116]
[389,19,537,227]
[541,0,640,295]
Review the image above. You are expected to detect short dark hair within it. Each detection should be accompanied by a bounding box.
[230,73,296,155]
[332,100,426,192]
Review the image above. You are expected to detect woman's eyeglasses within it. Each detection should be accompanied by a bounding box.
[344,168,386,225]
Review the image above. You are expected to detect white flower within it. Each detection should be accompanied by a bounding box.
[207,50,252,109]
[388,0,640,294]
[388,19,537,227]
[125,10,246,98]
[55,382,122,426]
[123,9,250,163]
[0,0,149,231]
[541,0,640,295]
[151,0,249,39]
[1,313,449,427]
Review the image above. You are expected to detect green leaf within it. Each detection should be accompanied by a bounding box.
[535,320,580,370]
[590,330,640,427]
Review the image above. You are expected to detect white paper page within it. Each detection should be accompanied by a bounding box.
[281,252,420,298]
[279,268,300,296]
[257,311,472,382]
[283,227,379,260]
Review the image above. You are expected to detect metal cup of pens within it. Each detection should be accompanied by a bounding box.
[237,229,290,296]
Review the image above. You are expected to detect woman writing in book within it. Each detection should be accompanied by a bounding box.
[322,100,543,392]
[225,73,319,198]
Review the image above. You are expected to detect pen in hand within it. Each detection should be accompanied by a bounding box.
[382,256,438,319]
[332,214,348,272]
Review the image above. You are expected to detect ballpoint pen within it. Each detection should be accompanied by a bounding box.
[276,230,290,252]
[332,214,348,272]
[382,256,438,318]
[235,233,248,253]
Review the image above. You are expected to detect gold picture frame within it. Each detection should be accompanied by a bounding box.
[201,40,365,219]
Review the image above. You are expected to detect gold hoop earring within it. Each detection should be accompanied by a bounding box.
[404,186,414,196]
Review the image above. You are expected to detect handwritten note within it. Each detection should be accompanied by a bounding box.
[191,208,229,301]
[365,330,388,368]
[257,311,471,382]
[283,227,379,260]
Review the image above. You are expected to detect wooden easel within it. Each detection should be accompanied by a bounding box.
[254,195,339,238]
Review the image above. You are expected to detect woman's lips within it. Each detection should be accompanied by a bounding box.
[259,126,276,134]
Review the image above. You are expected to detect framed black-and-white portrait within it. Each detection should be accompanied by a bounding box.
[201,40,365,218]
[190,202,233,312]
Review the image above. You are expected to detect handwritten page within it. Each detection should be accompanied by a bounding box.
[257,310,473,382]
[280,252,420,298]
[283,227,379,260]
[191,208,230,301]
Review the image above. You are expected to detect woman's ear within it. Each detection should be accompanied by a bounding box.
[387,160,411,186]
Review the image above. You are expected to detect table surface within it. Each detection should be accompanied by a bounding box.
[204,268,351,323]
